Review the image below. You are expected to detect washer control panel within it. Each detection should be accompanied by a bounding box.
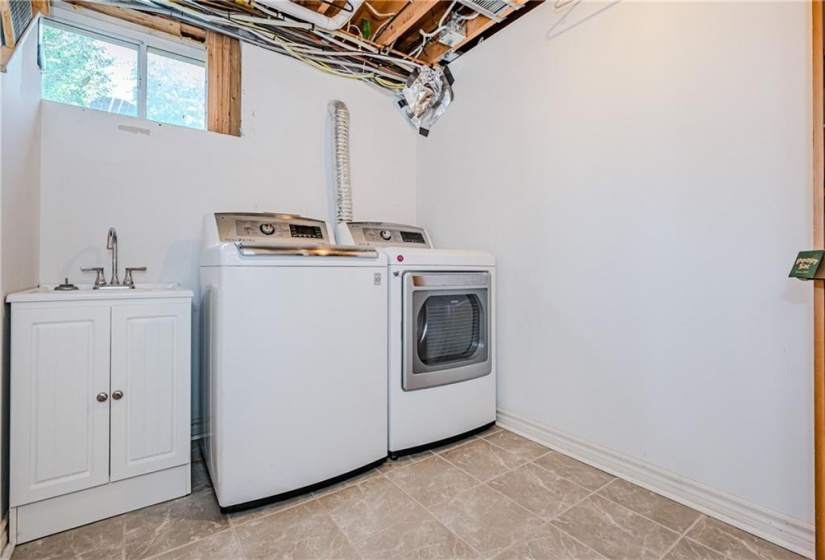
[342,222,432,248]
[215,213,331,246]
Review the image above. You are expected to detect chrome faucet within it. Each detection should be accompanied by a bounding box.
[80,227,146,289]
[107,227,119,285]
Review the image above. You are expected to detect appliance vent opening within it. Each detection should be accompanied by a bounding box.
[455,0,518,21]
[10,1,32,42]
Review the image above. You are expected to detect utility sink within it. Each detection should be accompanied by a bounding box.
[6,284,193,303]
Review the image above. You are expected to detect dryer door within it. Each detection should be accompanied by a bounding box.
[402,272,492,391]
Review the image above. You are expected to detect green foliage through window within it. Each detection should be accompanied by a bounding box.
[40,19,206,130]
[147,49,206,130]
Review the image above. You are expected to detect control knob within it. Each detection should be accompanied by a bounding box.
[380,230,392,241]
[260,223,275,235]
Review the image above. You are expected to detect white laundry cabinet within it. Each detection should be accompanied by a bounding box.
[7,286,193,544]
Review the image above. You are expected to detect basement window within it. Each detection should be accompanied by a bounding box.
[39,14,206,130]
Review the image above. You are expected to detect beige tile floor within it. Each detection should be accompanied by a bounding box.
[12,427,805,560]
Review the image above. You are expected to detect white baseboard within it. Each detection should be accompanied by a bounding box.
[496,409,814,559]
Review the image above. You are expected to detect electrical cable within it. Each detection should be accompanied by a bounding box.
[364,2,396,19]
[135,0,413,91]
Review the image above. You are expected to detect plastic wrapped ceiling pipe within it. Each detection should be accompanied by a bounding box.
[253,0,365,30]
[329,100,353,224]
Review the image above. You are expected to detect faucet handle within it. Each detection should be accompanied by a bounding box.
[124,267,147,288]
[80,266,106,287]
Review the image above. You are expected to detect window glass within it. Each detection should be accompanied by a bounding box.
[147,48,206,130]
[41,21,139,116]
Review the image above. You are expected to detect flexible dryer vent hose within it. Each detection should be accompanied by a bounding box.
[329,100,353,224]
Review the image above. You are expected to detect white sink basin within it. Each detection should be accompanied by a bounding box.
[7,284,193,303]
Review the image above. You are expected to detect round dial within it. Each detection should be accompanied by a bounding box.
[380,230,393,241]
[260,223,276,235]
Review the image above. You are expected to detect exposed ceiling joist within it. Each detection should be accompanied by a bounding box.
[70,1,206,42]
[420,0,529,64]
[374,0,438,46]
[51,0,541,96]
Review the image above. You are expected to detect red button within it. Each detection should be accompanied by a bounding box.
[397,255,404,262]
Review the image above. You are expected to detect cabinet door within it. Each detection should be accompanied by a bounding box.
[10,306,111,506]
[110,302,190,481]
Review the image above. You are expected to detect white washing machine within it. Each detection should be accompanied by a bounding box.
[338,222,496,457]
[200,213,388,511]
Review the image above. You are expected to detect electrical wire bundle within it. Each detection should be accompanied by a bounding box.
[117,0,426,92]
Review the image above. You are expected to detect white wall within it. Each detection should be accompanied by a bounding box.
[0,25,42,523]
[418,0,813,539]
[40,43,418,423]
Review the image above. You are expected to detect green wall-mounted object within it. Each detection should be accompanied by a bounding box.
[789,250,825,280]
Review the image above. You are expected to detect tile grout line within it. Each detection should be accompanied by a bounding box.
[548,478,692,560]
[589,481,704,543]
[486,467,616,528]
[138,527,236,560]
[227,511,250,560]
[530,474,706,560]
[471,475,615,559]
[527,451,613,492]
[385,453,487,509]
[380,465,486,559]
[516,432,711,547]
[656,514,706,560]
[494,474,615,558]
[313,483,367,559]
[435,444,525,485]
[423,430,632,555]
[478,430,554,463]
[492,518,610,560]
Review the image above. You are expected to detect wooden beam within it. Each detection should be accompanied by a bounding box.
[69,1,206,42]
[31,0,49,16]
[0,44,12,69]
[393,1,449,52]
[206,31,242,137]
[813,3,825,559]
[347,1,408,42]
[420,0,527,64]
[0,0,15,48]
[374,0,437,46]
[319,0,347,17]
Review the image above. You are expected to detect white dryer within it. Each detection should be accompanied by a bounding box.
[200,213,388,511]
[338,222,496,457]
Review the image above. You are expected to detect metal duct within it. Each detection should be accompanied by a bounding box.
[329,100,353,224]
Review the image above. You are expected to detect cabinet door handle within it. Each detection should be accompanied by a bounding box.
[112,390,124,400]
[96,392,109,402]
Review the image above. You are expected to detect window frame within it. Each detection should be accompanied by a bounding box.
[41,3,207,128]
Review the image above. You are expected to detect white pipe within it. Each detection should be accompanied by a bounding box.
[228,14,314,29]
[253,0,365,30]
[328,101,353,223]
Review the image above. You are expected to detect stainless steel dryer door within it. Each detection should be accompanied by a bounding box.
[402,271,492,391]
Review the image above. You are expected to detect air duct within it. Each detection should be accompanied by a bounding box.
[253,0,365,31]
[328,100,353,224]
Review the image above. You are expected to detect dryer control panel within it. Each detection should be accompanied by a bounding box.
[338,222,433,248]
[215,213,332,246]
